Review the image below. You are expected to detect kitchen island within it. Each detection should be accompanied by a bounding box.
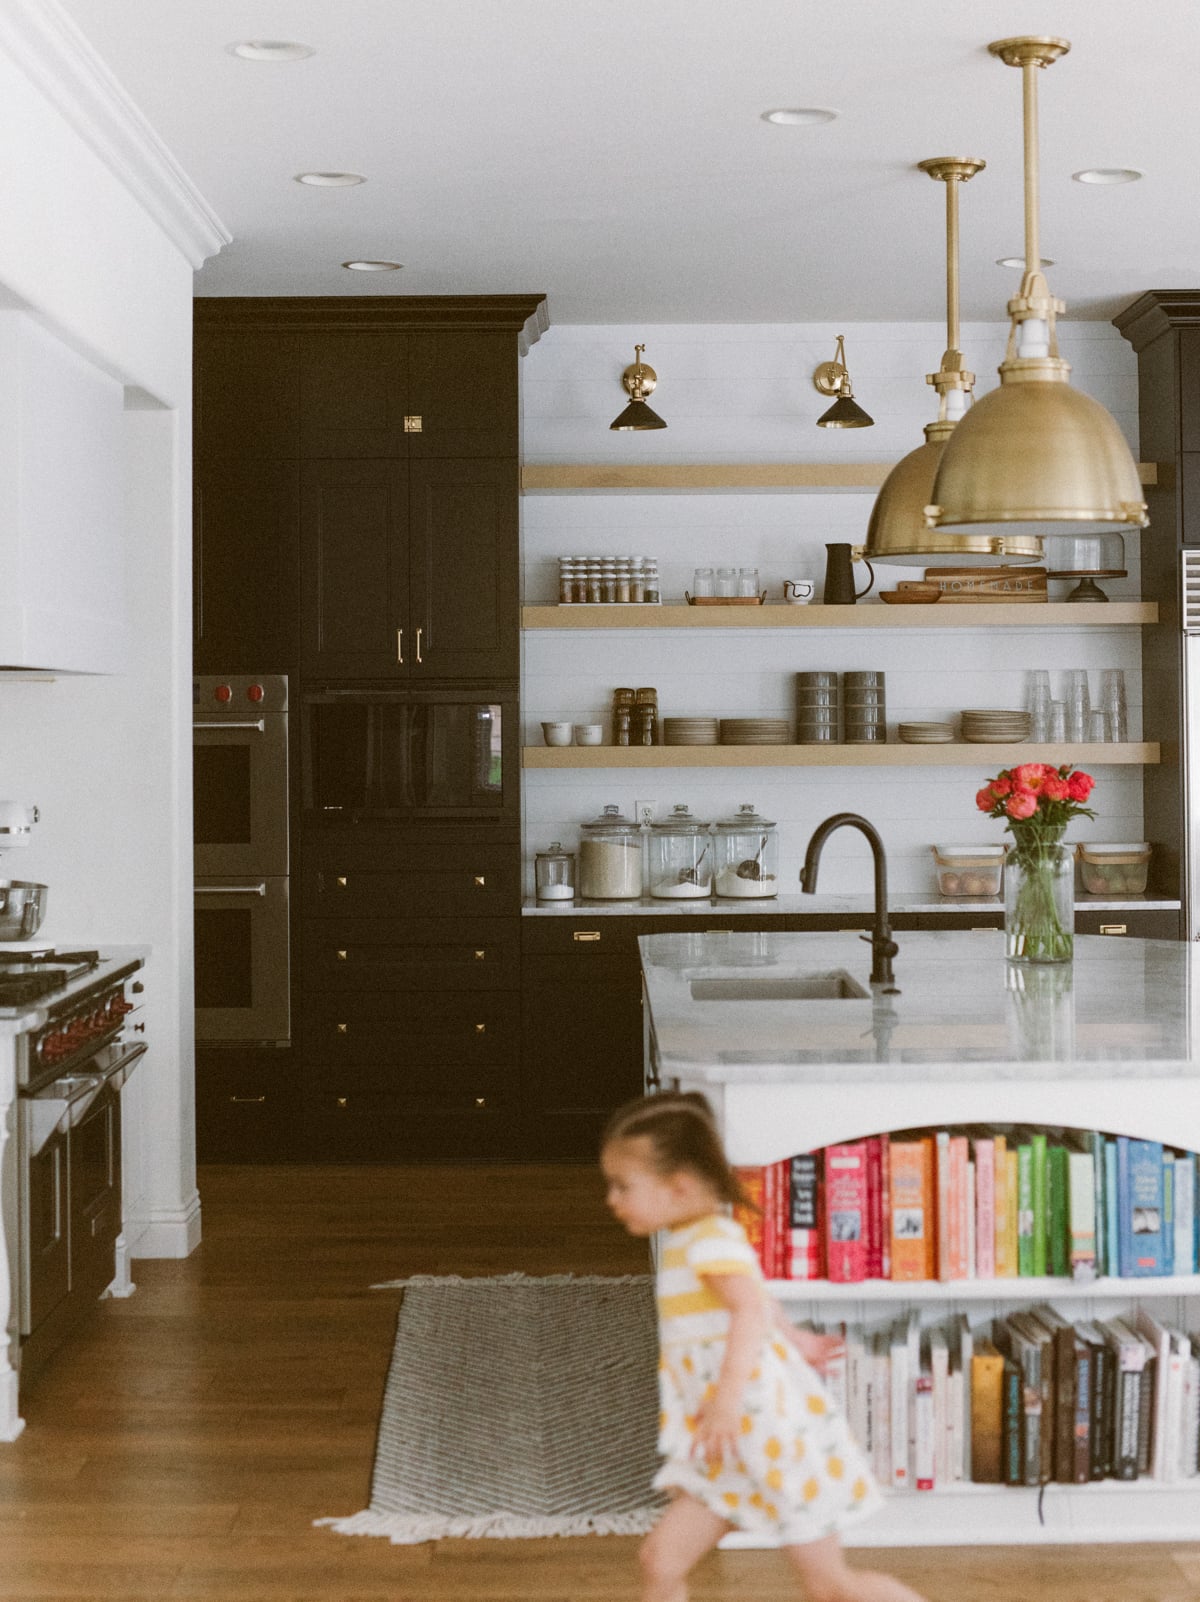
[640,929,1200,1546]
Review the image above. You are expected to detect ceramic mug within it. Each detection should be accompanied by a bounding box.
[783,578,815,605]
[573,723,604,745]
[542,721,574,746]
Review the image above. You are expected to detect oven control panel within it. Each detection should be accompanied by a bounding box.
[193,673,288,713]
[34,986,135,1072]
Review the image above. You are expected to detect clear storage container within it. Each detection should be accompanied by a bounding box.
[1076,842,1151,896]
[535,842,576,901]
[578,804,643,900]
[931,844,1006,897]
[648,805,711,899]
[712,804,778,898]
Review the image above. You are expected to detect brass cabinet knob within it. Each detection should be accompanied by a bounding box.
[475,1023,486,1034]
[336,876,348,889]
[335,1097,348,1109]
[336,1022,348,1035]
[336,949,347,961]
[474,875,486,887]
[474,949,486,961]
[403,415,423,432]
[474,1096,486,1107]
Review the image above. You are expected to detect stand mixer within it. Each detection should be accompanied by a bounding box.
[0,803,44,941]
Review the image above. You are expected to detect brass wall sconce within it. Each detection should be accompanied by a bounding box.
[609,344,667,431]
[812,335,874,428]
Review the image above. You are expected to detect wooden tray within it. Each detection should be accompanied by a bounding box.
[684,592,766,605]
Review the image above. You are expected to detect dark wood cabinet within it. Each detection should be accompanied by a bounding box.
[195,330,300,462]
[193,461,300,673]
[300,457,517,681]
[195,1046,300,1163]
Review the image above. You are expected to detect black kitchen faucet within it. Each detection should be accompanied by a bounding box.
[799,812,899,989]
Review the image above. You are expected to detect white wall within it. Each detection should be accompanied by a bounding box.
[520,322,1144,896]
[0,2,225,1258]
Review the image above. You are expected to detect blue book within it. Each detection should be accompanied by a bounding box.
[1162,1158,1174,1277]
[1173,1154,1195,1275]
[1116,1137,1167,1277]
[1104,1140,1119,1276]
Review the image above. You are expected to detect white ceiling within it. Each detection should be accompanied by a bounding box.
[57,0,1200,323]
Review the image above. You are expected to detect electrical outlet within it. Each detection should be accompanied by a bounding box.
[635,798,657,825]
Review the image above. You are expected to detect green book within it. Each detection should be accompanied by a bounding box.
[1017,1143,1034,1276]
[1047,1145,1069,1277]
[1031,1132,1048,1277]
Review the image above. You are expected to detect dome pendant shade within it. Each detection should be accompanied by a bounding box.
[817,392,874,429]
[609,398,667,432]
[866,424,1042,564]
[927,369,1146,535]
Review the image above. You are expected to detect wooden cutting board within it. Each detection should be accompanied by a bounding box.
[922,566,1047,599]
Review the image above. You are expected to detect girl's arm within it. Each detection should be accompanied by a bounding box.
[691,1273,768,1461]
[770,1297,844,1373]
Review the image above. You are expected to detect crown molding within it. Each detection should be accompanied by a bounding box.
[1113,290,1200,353]
[194,295,551,349]
[0,0,230,269]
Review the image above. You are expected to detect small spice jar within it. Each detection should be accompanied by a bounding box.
[712,804,779,898]
[648,805,712,899]
[535,842,576,902]
[579,805,643,900]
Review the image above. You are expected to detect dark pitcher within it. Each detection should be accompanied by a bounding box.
[823,543,874,605]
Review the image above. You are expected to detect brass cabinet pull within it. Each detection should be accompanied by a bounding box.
[416,626,423,664]
[336,1023,348,1035]
[403,415,423,432]
[474,875,486,887]
[474,1096,487,1107]
[336,949,347,961]
[396,628,404,664]
[335,1097,348,1109]
[474,949,486,961]
[573,930,601,943]
[1100,923,1128,936]
[336,876,348,889]
[230,1095,266,1104]
[475,1023,486,1034]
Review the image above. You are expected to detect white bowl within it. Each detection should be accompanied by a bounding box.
[542,721,574,746]
[573,723,604,746]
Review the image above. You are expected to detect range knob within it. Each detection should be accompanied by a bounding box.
[246,683,265,703]
[214,684,233,704]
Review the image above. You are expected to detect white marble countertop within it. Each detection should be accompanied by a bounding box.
[639,929,1200,1084]
[0,946,148,1035]
[523,892,1178,916]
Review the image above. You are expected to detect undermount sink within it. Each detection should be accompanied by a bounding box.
[688,969,871,1002]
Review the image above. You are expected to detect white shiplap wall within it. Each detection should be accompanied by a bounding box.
[520,320,1144,896]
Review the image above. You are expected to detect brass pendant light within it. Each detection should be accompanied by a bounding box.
[609,344,667,431]
[864,157,1042,565]
[927,37,1147,537]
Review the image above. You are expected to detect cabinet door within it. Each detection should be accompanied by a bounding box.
[409,458,519,679]
[195,329,300,461]
[24,1127,69,1333]
[299,332,408,457]
[521,952,645,1159]
[69,1086,121,1304]
[407,330,518,457]
[300,459,410,677]
[194,462,300,672]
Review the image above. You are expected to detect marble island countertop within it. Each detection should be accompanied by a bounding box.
[523,892,1178,916]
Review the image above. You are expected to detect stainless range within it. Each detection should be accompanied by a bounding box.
[0,946,146,1438]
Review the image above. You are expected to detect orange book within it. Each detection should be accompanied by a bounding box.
[889,1137,935,1280]
[949,1135,970,1279]
[733,1166,766,1269]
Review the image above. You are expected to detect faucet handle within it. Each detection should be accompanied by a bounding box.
[859,932,899,958]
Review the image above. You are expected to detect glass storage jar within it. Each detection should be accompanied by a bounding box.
[578,804,644,900]
[648,805,712,899]
[535,842,576,902]
[712,804,779,898]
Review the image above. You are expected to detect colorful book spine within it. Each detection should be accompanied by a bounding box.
[1090,1131,1107,1278]
[889,1137,935,1281]
[864,1136,884,1279]
[733,1166,766,1267]
[879,1136,891,1280]
[824,1143,868,1282]
[1162,1158,1174,1277]
[1002,1355,1023,1486]
[1118,1137,1168,1277]
[1104,1139,1119,1277]
[992,1134,1012,1277]
[1047,1144,1069,1277]
[914,1372,935,1491]
[1174,1153,1197,1275]
[970,1337,1006,1484]
[1067,1150,1097,1280]
[935,1131,952,1281]
[949,1135,969,1279]
[1005,1148,1020,1276]
[1017,1143,1034,1276]
[975,1138,996,1280]
[788,1153,823,1280]
[1031,1132,1049,1276]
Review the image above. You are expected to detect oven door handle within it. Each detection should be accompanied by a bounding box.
[195,882,268,897]
[90,1039,149,1094]
[193,718,268,732]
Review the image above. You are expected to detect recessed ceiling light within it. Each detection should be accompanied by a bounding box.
[761,108,838,126]
[1072,167,1143,185]
[341,259,403,272]
[996,256,1055,269]
[295,172,367,187]
[228,40,315,61]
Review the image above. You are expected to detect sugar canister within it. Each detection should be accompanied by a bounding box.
[648,805,712,899]
[712,803,779,898]
[535,842,576,901]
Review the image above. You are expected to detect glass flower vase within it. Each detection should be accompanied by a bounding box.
[1004,827,1074,964]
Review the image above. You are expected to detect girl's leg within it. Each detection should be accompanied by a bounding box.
[784,1532,929,1602]
[638,1492,731,1602]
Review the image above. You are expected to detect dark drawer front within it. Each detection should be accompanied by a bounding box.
[305,854,520,918]
[1074,909,1182,939]
[307,992,518,1068]
[307,1097,519,1160]
[312,1063,512,1113]
[303,918,520,991]
[520,913,792,958]
[195,1050,301,1162]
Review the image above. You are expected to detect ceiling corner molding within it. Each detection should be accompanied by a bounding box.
[518,297,551,356]
[1113,290,1200,353]
[0,0,231,269]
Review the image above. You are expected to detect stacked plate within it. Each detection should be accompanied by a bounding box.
[719,718,791,745]
[898,721,956,744]
[961,708,1032,744]
[663,717,719,746]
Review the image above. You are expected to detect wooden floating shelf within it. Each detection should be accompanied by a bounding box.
[766,1273,1200,1303]
[522,462,1161,494]
[524,742,1160,769]
[523,602,1158,630]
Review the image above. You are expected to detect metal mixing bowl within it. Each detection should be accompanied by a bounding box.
[0,881,48,941]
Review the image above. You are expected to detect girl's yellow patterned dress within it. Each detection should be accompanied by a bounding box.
[655,1213,882,1543]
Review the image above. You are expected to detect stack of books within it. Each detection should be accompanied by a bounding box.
[802,1305,1200,1491]
[734,1129,1199,1284]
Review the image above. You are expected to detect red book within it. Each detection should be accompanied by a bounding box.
[864,1136,884,1278]
[975,1138,996,1280]
[734,1166,766,1266]
[774,1158,790,1280]
[879,1137,892,1280]
[823,1142,868,1282]
[788,1152,824,1279]
[950,1136,970,1280]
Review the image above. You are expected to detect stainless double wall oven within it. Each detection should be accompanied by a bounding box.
[193,674,290,1044]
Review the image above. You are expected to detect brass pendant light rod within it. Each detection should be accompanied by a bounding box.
[916,158,984,423]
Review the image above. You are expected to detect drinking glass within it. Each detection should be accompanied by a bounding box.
[737,566,760,598]
[716,566,738,597]
[1064,669,1090,744]
[692,566,714,598]
[1026,669,1051,740]
[1088,710,1107,743]
[1098,668,1127,741]
[1048,700,1066,743]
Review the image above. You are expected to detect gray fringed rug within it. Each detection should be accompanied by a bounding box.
[316,1272,666,1544]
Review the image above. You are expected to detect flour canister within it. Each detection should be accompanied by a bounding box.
[712,803,779,898]
[578,804,643,900]
[648,804,711,899]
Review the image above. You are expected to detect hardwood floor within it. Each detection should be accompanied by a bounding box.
[1,1163,1198,1601]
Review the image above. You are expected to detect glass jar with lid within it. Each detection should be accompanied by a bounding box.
[579,804,644,900]
[648,804,712,899]
[712,804,779,898]
[535,842,576,902]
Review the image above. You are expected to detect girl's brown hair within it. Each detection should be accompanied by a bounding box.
[601,1091,753,1209]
